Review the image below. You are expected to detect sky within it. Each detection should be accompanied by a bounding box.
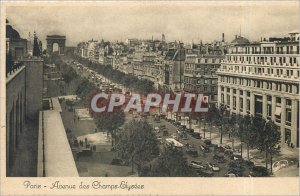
[5,1,299,47]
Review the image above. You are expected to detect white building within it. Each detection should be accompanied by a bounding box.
[217,34,299,147]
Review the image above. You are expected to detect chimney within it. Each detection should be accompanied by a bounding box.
[222,33,225,42]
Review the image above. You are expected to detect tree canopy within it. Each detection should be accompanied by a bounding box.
[116,119,159,173]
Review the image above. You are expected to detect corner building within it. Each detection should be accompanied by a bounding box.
[217,33,300,147]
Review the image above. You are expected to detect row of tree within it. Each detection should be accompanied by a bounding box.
[202,104,281,173]
[71,55,155,94]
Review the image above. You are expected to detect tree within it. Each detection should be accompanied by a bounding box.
[33,34,41,57]
[255,118,281,172]
[215,104,230,144]
[75,79,95,102]
[239,114,257,160]
[94,110,125,147]
[116,119,159,174]
[143,145,197,177]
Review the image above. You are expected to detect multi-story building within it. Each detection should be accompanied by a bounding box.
[217,33,300,147]
[184,54,224,106]
[164,43,186,91]
[6,21,44,176]
[86,39,98,60]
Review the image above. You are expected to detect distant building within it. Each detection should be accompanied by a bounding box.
[184,55,224,106]
[164,43,186,91]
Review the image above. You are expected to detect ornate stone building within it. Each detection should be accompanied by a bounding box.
[217,33,300,147]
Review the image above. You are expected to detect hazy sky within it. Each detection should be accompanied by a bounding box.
[6,1,299,47]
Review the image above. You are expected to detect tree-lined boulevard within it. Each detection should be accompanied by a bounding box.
[46,53,297,177]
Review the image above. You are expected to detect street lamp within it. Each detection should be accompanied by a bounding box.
[202,121,207,139]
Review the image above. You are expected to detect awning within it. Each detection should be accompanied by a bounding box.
[275,107,281,116]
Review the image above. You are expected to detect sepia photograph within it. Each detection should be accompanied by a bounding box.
[1,0,299,195]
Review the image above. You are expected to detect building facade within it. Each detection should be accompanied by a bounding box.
[6,21,44,176]
[217,34,300,147]
[184,55,224,106]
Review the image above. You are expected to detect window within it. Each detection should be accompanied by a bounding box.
[240,98,243,112]
[286,108,291,126]
[211,87,215,92]
[221,94,224,104]
[267,104,272,117]
[197,79,201,84]
[246,99,250,113]
[276,97,281,104]
[204,80,207,84]
[227,95,230,105]
[233,96,236,109]
[204,87,207,92]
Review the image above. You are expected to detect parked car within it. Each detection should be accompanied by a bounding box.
[244,160,255,169]
[159,125,166,130]
[192,132,201,139]
[204,139,212,146]
[111,158,129,166]
[154,127,160,133]
[171,134,179,140]
[196,169,214,177]
[186,128,194,134]
[190,161,205,169]
[227,161,244,176]
[232,154,243,162]
[250,166,269,177]
[199,145,210,153]
[213,154,226,163]
[207,162,220,172]
[186,148,198,157]
[173,121,181,126]
[181,134,189,140]
[159,114,166,119]
[224,149,233,157]
[163,130,169,136]
[224,173,236,177]
[178,125,187,130]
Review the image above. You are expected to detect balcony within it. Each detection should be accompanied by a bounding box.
[6,63,25,84]
[229,51,299,55]
[217,69,299,83]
